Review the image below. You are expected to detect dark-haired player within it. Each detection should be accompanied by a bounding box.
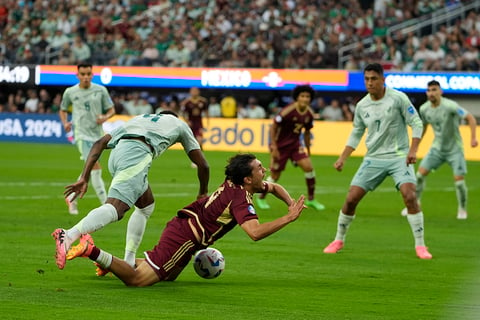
[323,63,432,259]
[52,111,210,271]
[256,84,325,211]
[59,63,116,214]
[64,153,306,286]
[401,80,478,219]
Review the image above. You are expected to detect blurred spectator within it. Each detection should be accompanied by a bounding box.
[49,29,71,53]
[322,99,345,121]
[239,97,267,119]
[312,97,327,119]
[57,42,74,65]
[154,100,169,114]
[71,36,92,64]
[112,94,127,115]
[124,91,153,115]
[207,96,222,118]
[48,93,62,113]
[136,37,160,66]
[341,101,354,121]
[461,43,479,70]
[135,19,152,41]
[24,89,39,113]
[117,41,142,66]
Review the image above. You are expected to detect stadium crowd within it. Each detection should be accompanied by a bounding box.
[0,0,478,119]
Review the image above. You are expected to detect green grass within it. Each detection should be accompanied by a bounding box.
[1,142,479,319]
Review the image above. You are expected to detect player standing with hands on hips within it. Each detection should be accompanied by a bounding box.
[323,63,432,259]
[256,84,325,211]
[59,63,115,215]
[401,80,478,219]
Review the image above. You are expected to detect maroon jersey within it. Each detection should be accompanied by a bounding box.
[273,103,315,149]
[183,97,208,132]
[178,179,259,246]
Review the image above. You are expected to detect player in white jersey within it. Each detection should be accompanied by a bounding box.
[323,63,432,259]
[52,111,210,271]
[59,63,115,215]
[401,80,478,219]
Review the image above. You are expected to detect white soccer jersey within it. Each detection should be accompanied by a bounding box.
[419,97,468,152]
[347,87,423,159]
[60,83,114,141]
[107,114,200,158]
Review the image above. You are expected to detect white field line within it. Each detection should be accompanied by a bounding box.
[0,181,471,200]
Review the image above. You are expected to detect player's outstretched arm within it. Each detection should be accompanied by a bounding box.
[65,134,111,201]
[188,149,210,198]
[241,195,306,241]
[265,181,294,206]
[334,146,355,171]
[465,113,478,147]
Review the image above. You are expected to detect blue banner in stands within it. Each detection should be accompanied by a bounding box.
[349,71,480,94]
[0,113,69,144]
[34,65,480,94]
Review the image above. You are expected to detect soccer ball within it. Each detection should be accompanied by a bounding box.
[192,248,225,279]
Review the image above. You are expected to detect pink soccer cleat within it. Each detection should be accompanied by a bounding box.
[415,246,432,259]
[52,228,68,269]
[323,240,344,253]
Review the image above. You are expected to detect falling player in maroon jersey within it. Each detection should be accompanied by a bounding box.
[64,153,306,286]
[256,84,325,211]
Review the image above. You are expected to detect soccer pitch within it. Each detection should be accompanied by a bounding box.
[1,142,479,319]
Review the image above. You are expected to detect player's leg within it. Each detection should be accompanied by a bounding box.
[90,161,107,204]
[256,152,286,209]
[65,139,87,214]
[81,140,108,205]
[415,166,430,201]
[450,152,468,219]
[399,182,432,259]
[52,200,128,269]
[324,159,386,254]
[124,186,155,267]
[401,150,439,216]
[191,128,203,168]
[105,258,160,287]
[296,155,325,211]
[68,236,160,286]
[323,185,366,253]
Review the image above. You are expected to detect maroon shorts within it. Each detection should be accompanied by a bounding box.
[190,125,203,139]
[144,217,204,281]
[271,143,309,172]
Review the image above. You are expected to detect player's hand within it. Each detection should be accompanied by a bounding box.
[96,115,107,124]
[287,195,306,222]
[334,159,344,171]
[63,122,72,132]
[64,179,88,201]
[406,152,417,165]
[271,148,280,160]
[471,138,478,148]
